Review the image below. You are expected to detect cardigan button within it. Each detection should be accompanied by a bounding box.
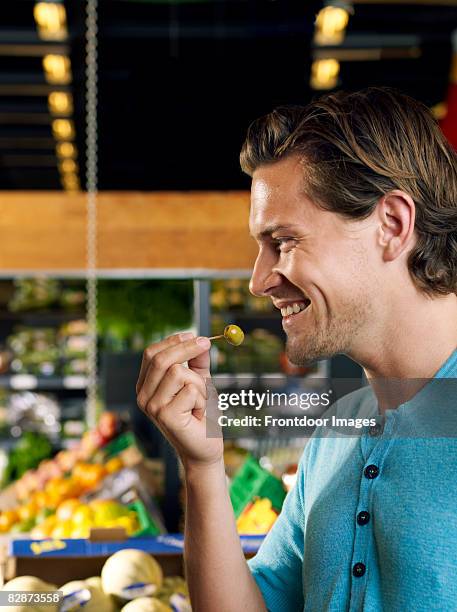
[357,511,370,526]
[353,562,366,578]
[364,464,379,479]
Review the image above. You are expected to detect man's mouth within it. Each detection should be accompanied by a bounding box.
[280,300,311,318]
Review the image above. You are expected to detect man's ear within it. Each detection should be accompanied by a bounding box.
[377,190,416,262]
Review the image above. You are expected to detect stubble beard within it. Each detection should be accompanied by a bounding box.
[285,299,370,366]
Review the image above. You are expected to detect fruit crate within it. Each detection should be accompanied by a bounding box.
[229,455,286,519]
[103,431,137,458]
[130,499,162,537]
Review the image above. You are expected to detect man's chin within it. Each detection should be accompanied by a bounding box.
[285,337,336,366]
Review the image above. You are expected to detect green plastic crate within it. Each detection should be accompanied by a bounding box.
[129,499,162,537]
[103,431,137,458]
[229,455,286,518]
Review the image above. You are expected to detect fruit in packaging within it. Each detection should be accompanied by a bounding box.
[101,549,163,601]
[1,575,59,612]
[121,597,171,612]
[60,578,116,612]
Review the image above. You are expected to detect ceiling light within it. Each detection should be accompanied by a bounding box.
[48,91,73,115]
[56,141,77,159]
[431,102,448,121]
[52,118,75,140]
[310,59,340,90]
[43,54,71,85]
[59,159,78,173]
[314,6,350,46]
[34,2,67,41]
[61,173,80,191]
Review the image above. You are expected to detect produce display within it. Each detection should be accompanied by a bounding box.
[236,498,278,535]
[2,432,52,485]
[6,320,89,377]
[0,275,304,612]
[8,278,85,312]
[0,412,153,538]
[1,550,191,611]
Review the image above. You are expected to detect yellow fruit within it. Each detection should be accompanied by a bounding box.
[91,501,129,526]
[17,503,36,522]
[0,509,19,532]
[35,515,57,538]
[56,499,81,521]
[114,516,138,536]
[51,519,73,539]
[72,504,93,525]
[32,491,49,509]
[101,549,163,599]
[70,522,91,539]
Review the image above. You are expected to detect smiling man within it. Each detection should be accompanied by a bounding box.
[136,87,457,611]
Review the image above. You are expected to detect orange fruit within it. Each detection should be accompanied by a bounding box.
[17,503,36,522]
[32,491,49,509]
[77,464,106,490]
[105,457,123,474]
[0,509,19,533]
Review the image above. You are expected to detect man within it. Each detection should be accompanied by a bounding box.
[136,87,457,611]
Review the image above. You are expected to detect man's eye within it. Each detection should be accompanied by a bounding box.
[274,237,295,250]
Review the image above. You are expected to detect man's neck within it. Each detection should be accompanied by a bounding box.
[353,291,457,411]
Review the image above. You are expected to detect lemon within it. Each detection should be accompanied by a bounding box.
[51,519,73,539]
[72,505,93,526]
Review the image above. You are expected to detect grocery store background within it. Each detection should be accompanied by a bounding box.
[0,0,454,588]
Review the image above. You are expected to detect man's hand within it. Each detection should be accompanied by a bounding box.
[136,332,223,468]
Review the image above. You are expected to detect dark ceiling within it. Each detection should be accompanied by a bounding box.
[0,0,456,191]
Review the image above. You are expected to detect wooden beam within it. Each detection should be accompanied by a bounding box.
[0,191,256,272]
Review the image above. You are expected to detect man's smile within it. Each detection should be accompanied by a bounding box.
[273,298,312,319]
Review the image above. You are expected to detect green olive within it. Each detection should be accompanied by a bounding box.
[223,324,245,346]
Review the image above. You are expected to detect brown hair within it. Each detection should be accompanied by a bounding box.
[240,87,457,296]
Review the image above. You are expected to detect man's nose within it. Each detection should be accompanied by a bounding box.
[249,251,282,297]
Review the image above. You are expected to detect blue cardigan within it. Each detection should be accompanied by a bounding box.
[249,349,457,611]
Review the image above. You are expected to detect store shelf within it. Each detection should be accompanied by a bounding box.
[0,375,88,391]
[9,534,265,558]
[0,311,85,324]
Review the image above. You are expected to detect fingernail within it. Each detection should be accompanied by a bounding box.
[196,336,211,348]
[180,332,194,341]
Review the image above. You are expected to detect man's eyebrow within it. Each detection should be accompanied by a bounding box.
[252,224,299,239]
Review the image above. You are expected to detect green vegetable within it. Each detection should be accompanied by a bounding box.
[4,432,52,484]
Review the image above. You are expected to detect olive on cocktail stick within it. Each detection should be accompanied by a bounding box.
[209,324,245,346]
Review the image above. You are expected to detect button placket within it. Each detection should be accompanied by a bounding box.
[349,420,394,612]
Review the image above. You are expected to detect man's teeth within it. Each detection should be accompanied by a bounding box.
[280,302,308,317]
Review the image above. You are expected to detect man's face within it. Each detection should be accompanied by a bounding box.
[249,155,377,365]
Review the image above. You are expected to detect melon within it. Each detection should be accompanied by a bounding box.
[60,578,115,611]
[1,576,58,612]
[121,597,172,612]
[101,548,163,601]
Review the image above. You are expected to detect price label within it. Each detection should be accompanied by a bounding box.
[10,375,38,390]
[63,376,88,389]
